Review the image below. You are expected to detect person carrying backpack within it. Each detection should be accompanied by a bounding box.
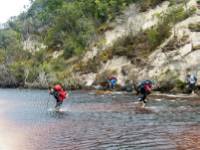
[137,80,153,106]
[107,76,117,89]
[186,74,197,94]
[49,84,68,110]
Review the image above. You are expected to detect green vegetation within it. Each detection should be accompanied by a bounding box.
[99,5,195,61]
[21,0,140,58]
[175,79,186,90]
[162,35,189,52]
[73,59,99,73]
[139,0,166,12]
[154,68,188,93]
[189,22,200,32]
[6,0,166,59]
[155,69,178,92]
[0,0,196,88]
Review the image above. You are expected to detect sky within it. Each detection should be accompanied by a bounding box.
[0,0,31,24]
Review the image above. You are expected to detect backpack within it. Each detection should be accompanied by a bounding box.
[189,75,197,84]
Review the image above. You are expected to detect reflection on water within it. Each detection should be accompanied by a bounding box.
[0,89,200,150]
[0,117,25,150]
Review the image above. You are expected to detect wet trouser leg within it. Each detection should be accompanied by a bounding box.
[139,88,147,103]
[55,99,63,109]
[189,84,195,93]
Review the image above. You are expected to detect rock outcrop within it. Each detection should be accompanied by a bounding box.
[80,0,200,91]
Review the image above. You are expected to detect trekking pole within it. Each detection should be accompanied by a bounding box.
[46,94,51,110]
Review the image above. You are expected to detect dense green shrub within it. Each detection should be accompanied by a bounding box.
[139,0,166,12]
[15,0,166,59]
[50,58,67,72]
[9,62,26,85]
[175,79,186,90]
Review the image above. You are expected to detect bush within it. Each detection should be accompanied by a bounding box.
[155,69,179,92]
[162,35,189,52]
[0,51,6,63]
[26,0,168,59]
[147,23,171,51]
[107,5,194,59]
[34,49,47,63]
[50,58,67,72]
[98,49,113,62]
[161,6,196,24]
[175,79,186,90]
[55,70,83,89]
[95,69,117,83]
[139,0,166,12]
[63,44,75,59]
[73,59,99,73]
[109,24,170,59]
[97,23,114,33]
[189,22,200,32]
[27,69,39,83]
[9,62,26,85]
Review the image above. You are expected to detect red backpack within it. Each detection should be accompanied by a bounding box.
[53,84,68,101]
[59,90,67,101]
[144,83,152,93]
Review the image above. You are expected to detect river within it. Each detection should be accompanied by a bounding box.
[0,89,200,150]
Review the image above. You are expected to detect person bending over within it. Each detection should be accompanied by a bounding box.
[186,74,197,94]
[49,84,68,110]
[137,80,153,105]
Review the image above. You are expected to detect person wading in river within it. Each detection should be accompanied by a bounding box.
[136,80,153,107]
[49,84,68,110]
[186,73,197,94]
[107,76,117,90]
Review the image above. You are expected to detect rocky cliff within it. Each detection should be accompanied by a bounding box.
[0,0,199,90]
[78,0,200,92]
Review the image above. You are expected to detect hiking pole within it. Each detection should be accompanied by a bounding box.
[68,90,71,97]
[46,94,51,110]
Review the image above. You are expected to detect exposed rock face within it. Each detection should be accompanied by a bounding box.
[80,73,96,87]
[105,1,170,46]
[138,14,200,84]
[98,56,132,86]
[83,1,170,63]
[80,0,200,89]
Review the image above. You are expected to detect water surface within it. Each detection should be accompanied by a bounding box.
[0,89,200,150]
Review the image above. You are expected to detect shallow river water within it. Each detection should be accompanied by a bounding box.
[0,89,200,150]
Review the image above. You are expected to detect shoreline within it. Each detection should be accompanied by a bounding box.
[0,87,199,99]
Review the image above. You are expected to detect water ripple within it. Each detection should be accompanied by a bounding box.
[0,89,200,150]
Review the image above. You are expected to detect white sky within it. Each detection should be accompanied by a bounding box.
[0,0,31,24]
